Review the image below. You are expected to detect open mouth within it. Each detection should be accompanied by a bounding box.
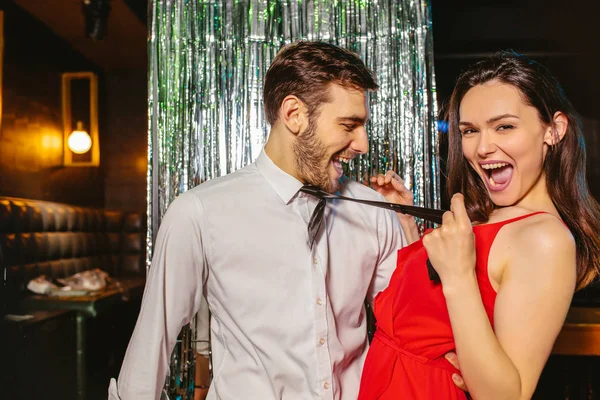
[331,154,353,178]
[480,162,514,192]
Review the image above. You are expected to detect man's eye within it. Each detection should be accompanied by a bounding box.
[342,124,356,131]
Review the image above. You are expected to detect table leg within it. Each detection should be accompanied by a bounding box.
[76,312,87,400]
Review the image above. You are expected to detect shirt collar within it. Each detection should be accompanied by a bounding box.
[256,149,304,204]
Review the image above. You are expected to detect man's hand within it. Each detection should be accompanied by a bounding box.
[369,170,414,211]
[370,170,421,244]
[445,352,468,391]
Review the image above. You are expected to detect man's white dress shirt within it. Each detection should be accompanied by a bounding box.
[109,150,406,399]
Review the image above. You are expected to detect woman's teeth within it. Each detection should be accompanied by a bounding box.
[480,162,509,170]
[480,162,512,188]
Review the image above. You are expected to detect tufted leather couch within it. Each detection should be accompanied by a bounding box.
[0,196,147,398]
[0,196,145,312]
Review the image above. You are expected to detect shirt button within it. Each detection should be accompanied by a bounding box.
[319,337,326,346]
[313,257,318,265]
[316,298,323,306]
[323,382,330,389]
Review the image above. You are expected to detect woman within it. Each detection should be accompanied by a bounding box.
[360,51,600,399]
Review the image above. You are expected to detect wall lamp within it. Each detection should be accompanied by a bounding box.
[62,72,99,166]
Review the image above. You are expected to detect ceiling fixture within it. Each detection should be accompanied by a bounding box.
[82,0,111,40]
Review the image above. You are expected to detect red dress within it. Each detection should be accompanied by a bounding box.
[358,212,544,399]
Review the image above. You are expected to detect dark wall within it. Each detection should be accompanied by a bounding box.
[0,0,105,207]
[431,0,600,204]
[103,70,147,213]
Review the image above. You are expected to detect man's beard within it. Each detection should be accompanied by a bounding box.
[292,119,340,193]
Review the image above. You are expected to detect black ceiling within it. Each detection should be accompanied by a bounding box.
[431,0,600,118]
[123,0,147,24]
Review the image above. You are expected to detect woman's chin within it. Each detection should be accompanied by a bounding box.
[488,190,520,207]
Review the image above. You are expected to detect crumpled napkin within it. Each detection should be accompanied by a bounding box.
[27,268,111,295]
[57,268,111,291]
[26,275,58,295]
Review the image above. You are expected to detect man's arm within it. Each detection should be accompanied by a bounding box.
[109,192,207,399]
[367,200,406,305]
[370,171,420,244]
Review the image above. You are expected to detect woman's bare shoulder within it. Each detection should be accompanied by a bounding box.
[487,207,573,247]
[487,210,575,288]
[511,212,574,250]
[505,213,576,282]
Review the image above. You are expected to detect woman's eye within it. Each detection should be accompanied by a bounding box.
[497,124,515,131]
[461,128,476,135]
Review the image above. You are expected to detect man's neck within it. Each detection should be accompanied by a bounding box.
[264,130,301,181]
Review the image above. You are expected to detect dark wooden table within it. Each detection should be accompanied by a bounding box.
[552,307,600,355]
[3,309,77,399]
[20,277,146,400]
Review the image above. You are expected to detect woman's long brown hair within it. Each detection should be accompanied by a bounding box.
[446,51,600,290]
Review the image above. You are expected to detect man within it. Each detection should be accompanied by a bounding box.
[109,41,421,400]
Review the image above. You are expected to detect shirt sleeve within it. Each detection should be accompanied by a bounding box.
[109,192,207,399]
[367,206,406,305]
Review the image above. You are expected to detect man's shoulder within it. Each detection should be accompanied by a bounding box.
[338,177,401,229]
[186,163,260,199]
[339,177,385,201]
[165,163,261,218]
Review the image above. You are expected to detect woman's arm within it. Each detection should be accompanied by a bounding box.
[452,217,575,399]
[426,195,576,399]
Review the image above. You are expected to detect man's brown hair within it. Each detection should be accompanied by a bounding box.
[263,41,378,125]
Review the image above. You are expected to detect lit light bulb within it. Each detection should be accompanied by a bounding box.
[68,121,92,154]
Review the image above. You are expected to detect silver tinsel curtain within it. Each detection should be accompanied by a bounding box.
[147,0,439,397]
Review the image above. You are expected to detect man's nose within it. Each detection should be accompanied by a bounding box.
[351,127,369,155]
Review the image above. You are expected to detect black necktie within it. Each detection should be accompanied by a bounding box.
[299,186,326,249]
[298,184,441,283]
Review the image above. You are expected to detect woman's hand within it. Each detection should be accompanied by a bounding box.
[422,193,476,289]
[370,170,420,244]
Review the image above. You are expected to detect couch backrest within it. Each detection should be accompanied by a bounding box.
[0,196,145,306]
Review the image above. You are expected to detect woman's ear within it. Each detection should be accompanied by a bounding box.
[544,111,568,146]
[279,95,309,136]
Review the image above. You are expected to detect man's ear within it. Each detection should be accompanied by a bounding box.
[279,95,309,136]
[544,111,568,146]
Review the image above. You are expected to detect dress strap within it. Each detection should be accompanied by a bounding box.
[480,211,548,227]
